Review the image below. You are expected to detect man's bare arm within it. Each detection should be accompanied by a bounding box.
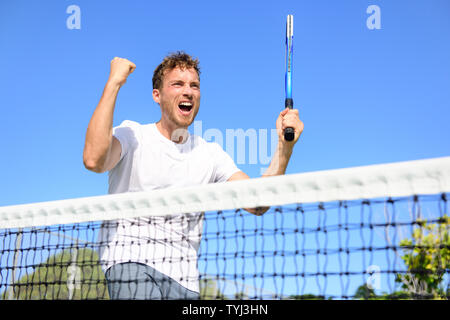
[227,143,293,216]
[83,57,136,173]
[227,108,304,215]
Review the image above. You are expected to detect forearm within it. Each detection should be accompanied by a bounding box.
[244,143,293,215]
[83,81,121,170]
[241,107,302,216]
[261,142,294,178]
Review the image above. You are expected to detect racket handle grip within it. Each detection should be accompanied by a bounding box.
[284,98,295,141]
[284,127,295,141]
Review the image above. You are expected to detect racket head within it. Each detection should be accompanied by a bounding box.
[284,14,295,142]
[285,14,293,102]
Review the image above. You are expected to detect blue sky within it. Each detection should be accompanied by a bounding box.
[1,0,449,206]
[0,0,449,299]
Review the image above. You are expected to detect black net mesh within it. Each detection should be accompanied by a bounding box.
[1,194,449,300]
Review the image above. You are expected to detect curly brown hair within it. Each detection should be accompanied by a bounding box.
[152,51,201,90]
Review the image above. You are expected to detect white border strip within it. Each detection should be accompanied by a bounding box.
[1,157,449,229]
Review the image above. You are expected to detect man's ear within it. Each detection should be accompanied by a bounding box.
[152,89,160,104]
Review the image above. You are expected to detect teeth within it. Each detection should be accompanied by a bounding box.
[179,102,192,106]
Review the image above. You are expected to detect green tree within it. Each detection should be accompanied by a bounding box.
[396,215,449,299]
[233,291,249,299]
[199,278,226,300]
[354,215,449,300]
[288,294,326,300]
[353,284,412,300]
[2,248,109,300]
[353,284,377,300]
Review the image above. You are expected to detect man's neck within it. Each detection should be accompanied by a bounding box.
[156,121,189,144]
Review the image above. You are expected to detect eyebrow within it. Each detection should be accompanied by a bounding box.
[169,80,200,85]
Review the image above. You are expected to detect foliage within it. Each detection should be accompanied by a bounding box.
[354,215,449,300]
[2,248,109,300]
[353,284,412,300]
[353,284,377,300]
[288,294,326,300]
[395,215,449,299]
[199,278,226,300]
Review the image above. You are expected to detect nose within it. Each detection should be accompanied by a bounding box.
[182,84,194,98]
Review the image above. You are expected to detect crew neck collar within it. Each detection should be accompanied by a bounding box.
[150,123,191,146]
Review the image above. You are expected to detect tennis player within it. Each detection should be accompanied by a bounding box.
[83,52,303,300]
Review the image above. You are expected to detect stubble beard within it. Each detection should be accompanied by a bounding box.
[161,101,199,130]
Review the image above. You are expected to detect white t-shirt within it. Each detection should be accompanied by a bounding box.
[98,120,240,292]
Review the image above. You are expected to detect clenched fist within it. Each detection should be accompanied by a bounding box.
[108,57,136,87]
[276,108,304,144]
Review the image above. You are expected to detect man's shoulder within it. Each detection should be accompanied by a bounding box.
[114,119,144,129]
[114,120,157,137]
[113,120,156,147]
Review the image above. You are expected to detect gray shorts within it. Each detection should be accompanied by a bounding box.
[105,262,200,300]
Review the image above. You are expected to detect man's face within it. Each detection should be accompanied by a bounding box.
[153,66,200,130]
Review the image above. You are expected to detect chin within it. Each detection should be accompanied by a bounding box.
[173,118,193,128]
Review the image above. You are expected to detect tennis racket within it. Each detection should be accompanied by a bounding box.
[284,14,295,142]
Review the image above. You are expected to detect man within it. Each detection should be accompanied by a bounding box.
[83,52,303,300]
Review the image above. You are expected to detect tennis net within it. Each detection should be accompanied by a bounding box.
[1,157,449,300]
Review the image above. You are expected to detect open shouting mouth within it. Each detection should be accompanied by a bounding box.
[178,101,193,115]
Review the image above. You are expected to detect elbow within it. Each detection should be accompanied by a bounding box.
[83,156,105,173]
[245,206,270,216]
